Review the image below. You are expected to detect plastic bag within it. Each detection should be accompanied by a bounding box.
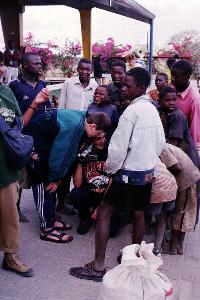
[98,242,173,300]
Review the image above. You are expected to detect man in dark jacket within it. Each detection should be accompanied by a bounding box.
[0,83,49,277]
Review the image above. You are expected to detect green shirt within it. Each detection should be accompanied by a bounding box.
[0,84,21,187]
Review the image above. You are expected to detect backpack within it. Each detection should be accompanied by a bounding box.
[0,115,34,169]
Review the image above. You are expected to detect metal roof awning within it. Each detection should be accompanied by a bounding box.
[25,0,155,24]
[93,0,155,24]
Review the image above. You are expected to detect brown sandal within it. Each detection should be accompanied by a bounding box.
[40,229,73,243]
[53,220,72,230]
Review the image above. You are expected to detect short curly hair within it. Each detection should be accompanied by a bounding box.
[127,67,150,88]
[159,86,176,100]
[86,112,111,131]
[172,60,193,76]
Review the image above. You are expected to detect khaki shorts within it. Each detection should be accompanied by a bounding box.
[0,181,20,253]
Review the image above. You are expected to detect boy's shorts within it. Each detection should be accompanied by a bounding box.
[149,200,175,215]
[103,179,152,212]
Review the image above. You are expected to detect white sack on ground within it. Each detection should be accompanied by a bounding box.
[98,242,173,300]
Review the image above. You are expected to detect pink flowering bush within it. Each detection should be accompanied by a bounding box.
[92,37,133,72]
[168,31,200,76]
[52,39,82,76]
[23,33,82,76]
[168,33,192,57]
[23,34,136,76]
[157,48,175,57]
[154,31,200,76]
[92,37,132,59]
[23,32,57,71]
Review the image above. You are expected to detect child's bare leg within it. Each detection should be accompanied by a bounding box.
[95,201,114,270]
[154,212,167,251]
[132,211,145,244]
[169,229,179,255]
[177,231,186,255]
[145,213,152,235]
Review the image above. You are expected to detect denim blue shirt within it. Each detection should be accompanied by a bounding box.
[87,102,119,129]
[9,77,51,116]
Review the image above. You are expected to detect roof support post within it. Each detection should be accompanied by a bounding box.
[79,9,92,60]
[0,0,24,48]
[148,20,154,83]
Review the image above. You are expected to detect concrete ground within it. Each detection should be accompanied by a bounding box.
[1,189,200,300]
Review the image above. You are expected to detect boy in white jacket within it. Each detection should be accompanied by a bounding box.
[70,67,166,282]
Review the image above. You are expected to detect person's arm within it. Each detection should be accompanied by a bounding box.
[23,88,49,127]
[188,97,200,147]
[106,109,136,174]
[46,180,61,193]
[73,163,83,188]
[167,112,185,147]
[166,137,180,147]
[160,144,180,172]
[58,80,68,109]
[0,66,5,77]
[168,163,182,173]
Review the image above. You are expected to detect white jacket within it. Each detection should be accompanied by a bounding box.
[106,95,166,174]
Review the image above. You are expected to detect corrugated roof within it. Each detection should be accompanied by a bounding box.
[25,0,155,24]
[94,0,155,24]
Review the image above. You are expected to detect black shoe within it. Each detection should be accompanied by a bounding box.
[77,219,92,235]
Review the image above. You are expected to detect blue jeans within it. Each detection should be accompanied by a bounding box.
[71,186,120,237]
[71,187,101,220]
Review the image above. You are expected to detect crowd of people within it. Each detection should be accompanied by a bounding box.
[0,47,200,286]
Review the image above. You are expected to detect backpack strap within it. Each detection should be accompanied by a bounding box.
[0,115,23,133]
